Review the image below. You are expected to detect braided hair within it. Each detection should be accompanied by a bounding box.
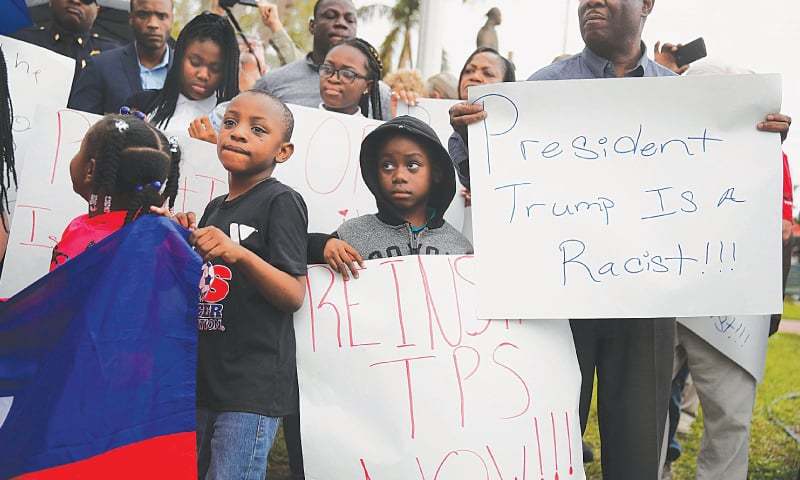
[148,12,239,129]
[339,38,383,120]
[0,47,17,230]
[88,115,181,224]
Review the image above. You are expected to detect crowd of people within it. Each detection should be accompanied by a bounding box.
[0,0,795,479]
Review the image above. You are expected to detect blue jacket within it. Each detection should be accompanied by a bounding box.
[68,43,172,115]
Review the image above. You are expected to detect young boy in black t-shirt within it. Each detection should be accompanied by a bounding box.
[163,90,308,479]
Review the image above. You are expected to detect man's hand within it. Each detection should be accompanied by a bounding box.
[258,1,283,33]
[324,238,364,280]
[188,116,218,144]
[758,113,792,143]
[654,41,689,75]
[191,226,246,264]
[449,102,487,141]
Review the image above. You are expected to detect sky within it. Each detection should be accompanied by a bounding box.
[354,0,800,190]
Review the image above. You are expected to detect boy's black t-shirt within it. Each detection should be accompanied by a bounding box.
[196,177,308,417]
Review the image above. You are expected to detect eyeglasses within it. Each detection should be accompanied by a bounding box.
[78,0,97,4]
[318,64,368,84]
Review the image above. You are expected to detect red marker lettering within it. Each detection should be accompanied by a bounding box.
[369,355,436,439]
[381,259,414,348]
[433,450,489,480]
[343,274,379,348]
[493,342,531,419]
[452,346,480,428]
[314,265,343,349]
[418,256,462,350]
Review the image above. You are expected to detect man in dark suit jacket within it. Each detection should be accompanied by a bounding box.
[68,0,173,114]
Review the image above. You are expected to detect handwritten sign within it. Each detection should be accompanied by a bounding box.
[0,107,226,298]
[678,315,770,382]
[0,35,75,220]
[295,255,584,480]
[280,105,466,234]
[467,76,783,319]
[397,98,460,151]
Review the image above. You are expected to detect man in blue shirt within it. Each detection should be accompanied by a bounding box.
[448,1,791,478]
[68,0,173,114]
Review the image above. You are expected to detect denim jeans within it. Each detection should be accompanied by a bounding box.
[197,408,281,480]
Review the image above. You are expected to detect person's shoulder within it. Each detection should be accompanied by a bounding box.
[649,60,678,77]
[436,221,474,253]
[527,55,578,81]
[260,58,309,83]
[337,214,383,235]
[255,180,308,212]
[88,31,121,51]
[9,24,49,45]
[89,43,130,61]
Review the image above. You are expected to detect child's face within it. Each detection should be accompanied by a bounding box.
[459,52,505,100]
[69,127,97,201]
[319,44,371,112]
[377,135,434,215]
[217,92,294,177]
[181,39,223,100]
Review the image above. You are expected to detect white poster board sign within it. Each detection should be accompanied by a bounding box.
[0,107,227,298]
[678,315,770,382]
[467,76,783,319]
[397,98,460,148]
[280,105,466,234]
[295,255,584,480]
[0,35,75,218]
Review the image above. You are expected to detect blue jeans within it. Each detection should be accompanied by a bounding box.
[197,408,281,480]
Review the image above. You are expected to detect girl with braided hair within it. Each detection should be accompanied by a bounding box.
[318,37,384,120]
[0,47,18,263]
[49,114,181,270]
[127,12,239,134]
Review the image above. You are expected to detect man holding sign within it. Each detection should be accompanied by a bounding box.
[453,0,791,478]
[527,1,789,478]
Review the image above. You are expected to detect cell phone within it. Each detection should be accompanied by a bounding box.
[674,38,707,67]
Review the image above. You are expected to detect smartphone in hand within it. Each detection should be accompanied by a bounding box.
[674,38,707,67]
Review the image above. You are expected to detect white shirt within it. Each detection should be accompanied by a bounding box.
[160,94,219,134]
[318,103,365,117]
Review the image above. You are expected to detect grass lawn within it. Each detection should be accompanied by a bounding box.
[265,334,800,479]
[783,300,800,320]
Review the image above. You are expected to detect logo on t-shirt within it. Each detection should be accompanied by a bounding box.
[198,262,232,332]
[229,223,258,244]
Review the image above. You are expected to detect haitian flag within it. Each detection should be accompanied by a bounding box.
[0,215,201,478]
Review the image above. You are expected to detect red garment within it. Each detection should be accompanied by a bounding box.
[783,152,793,221]
[50,211,128,272]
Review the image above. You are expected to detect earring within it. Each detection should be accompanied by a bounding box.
[103,195,112,214]
[89,194,98,213]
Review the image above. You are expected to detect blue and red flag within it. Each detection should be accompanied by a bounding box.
[0,216,201,479]
[0,0,32,35]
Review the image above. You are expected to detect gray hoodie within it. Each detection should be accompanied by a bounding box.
[308,116,473,261]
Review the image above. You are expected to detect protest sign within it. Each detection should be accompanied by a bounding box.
[397,98,460,149]
[0,35,75,219]
[0,107,225,298]
[467,76,783,319]
[278,105,466,234]
[1,104,467,297]
[678,315,770,382]
[295,255,584,480]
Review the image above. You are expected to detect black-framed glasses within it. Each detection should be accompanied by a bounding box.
[319,64,367,84]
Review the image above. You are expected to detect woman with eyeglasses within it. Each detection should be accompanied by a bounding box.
[318,37,383,120]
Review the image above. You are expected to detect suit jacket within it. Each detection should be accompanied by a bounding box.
[68,43,172,115]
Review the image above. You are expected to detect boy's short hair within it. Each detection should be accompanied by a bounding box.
[244,89,295,142]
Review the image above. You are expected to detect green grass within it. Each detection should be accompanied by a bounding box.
[783,300,800,320]
[581,333,800,480]
[264,334,800,480]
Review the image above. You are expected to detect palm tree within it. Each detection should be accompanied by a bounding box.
[358,0,419,73]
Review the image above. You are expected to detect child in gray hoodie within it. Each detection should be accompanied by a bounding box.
[309,115,472,278]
